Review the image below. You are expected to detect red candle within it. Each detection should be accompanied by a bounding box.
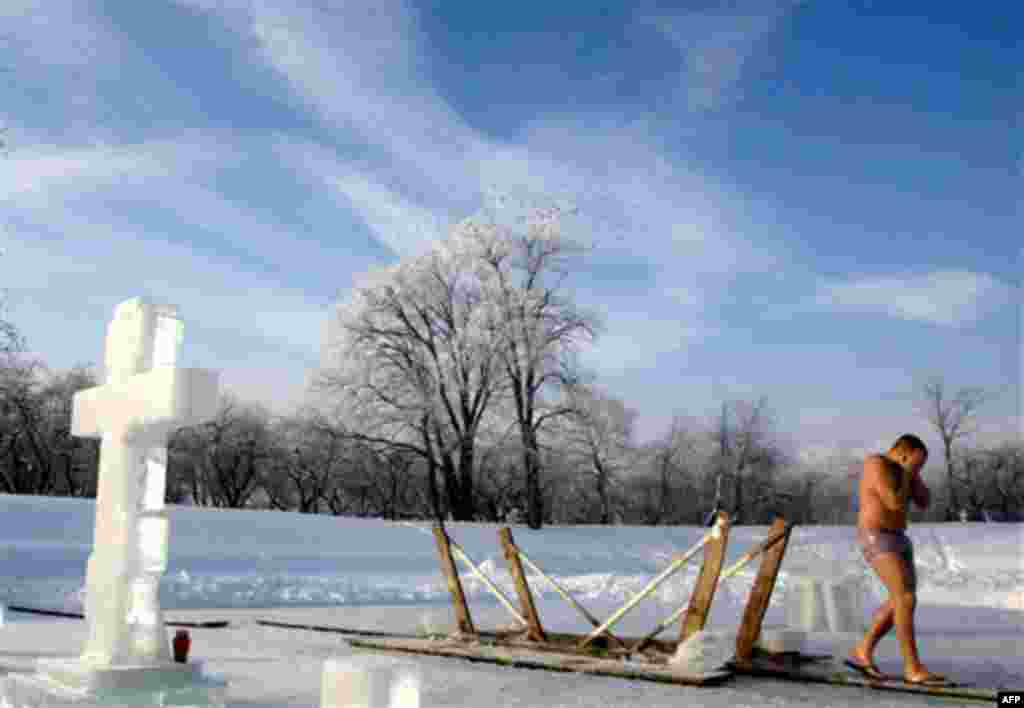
[173,629,191,663]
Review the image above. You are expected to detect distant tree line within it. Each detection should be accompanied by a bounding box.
[1,210,1019,526]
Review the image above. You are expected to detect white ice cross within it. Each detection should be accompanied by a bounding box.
[71,297,220,667]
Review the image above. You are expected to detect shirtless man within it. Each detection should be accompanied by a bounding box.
[847,433,946,685]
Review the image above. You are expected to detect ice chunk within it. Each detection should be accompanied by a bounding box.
[322,655,420,708]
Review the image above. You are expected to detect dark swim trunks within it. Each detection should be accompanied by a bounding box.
[857,527,917,591]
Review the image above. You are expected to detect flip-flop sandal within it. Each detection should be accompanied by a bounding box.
[903,674,950,686]
[843,658,887,680]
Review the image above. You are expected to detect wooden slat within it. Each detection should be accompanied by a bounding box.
[254,619,680,655]
[347,636,734,687]
[433,524,476,636]
[680,511,731,642]
[6,605,229,628]
[734,517,792,663]
[499,527,547,642]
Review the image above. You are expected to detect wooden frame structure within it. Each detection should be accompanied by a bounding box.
[425,515,794,669]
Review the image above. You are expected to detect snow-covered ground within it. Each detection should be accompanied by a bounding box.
[0,494,1021,706]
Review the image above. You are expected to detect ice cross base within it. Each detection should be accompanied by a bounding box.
[0,297,227,708]
[0,661,228,708]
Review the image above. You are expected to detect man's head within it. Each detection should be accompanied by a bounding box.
[887,434,928,473]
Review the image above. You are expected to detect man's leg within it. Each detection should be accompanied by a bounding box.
[868,552,943,682]
[850,529,894,671]
[851,597,894,668]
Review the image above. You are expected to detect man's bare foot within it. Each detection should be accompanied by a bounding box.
[904,666,947,685]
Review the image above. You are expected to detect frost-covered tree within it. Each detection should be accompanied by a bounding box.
[259,410,352,514]
[705,397,791,525]
[553,383,636,524]
[452,207,603,529]
[0,359,99,496]
[633,415,707,525]
[915,375,995,521]
[169,394,274,508]
[0,271,24,358]
[315,237,511,521]
[315,204,601,527]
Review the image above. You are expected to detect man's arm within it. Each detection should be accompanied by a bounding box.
[909,470,930,509]
[865,455,906,511]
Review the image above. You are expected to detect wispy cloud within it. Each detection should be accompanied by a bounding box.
[273,137,456,259]
[647,0,805,112]
[1,132,330,416]
[1,137,231,201]
[225,0,781,380]
[1,2,121,69]
[814,270,1015,326]
[3,216,326,418]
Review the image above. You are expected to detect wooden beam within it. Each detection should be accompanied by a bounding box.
[680,511,731,642]
[347,636,735,687]
[734,517,792,664]
[576,527,715,651]
[433,524,475,636]
[514,547,629,649]
[499,527,547,642]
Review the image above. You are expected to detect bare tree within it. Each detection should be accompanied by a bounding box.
[0,257,23,358]
[0,356,53,495]
[171,394,274,508]
[470,410,526,522]
[0,355,100,496]
[314,236,511,522]
[0,315,23,359]
[653,416,712,525]
[915,376,995,520]
[261,411,350,513]
[458,208,603,529]
[704,397,792,525]
[959,441,1024,517]
[776,446,861,525]
[553,383,636,524]
[35,365,100,497]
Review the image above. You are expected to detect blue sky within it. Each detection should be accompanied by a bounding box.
[2,1,1019,464]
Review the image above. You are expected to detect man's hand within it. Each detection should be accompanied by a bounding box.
[909,468,931,509]
[899,464,912,506]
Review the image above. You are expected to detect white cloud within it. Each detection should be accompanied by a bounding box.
[0,138,230,200]
[647,0,805,112]
[1,2,122,69]
[814,270,1015,326]
[204,0,773,299]
[273,137,453,259]
[4,223,327,358]
[180,0,474,188]
[328,173,451,259]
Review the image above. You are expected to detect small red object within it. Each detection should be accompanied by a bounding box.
[172,629,191,663]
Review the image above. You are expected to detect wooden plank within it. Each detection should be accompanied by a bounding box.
[347,636,733,687]
[6,605,229,628]
[514,547,628,650]
[734,517,792,663]
[729,652,996,703]
[255,619,681,656]
[434,524,476,636]
[498,527,547,642]
[680,511,731,642]
[256,620,421,639]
